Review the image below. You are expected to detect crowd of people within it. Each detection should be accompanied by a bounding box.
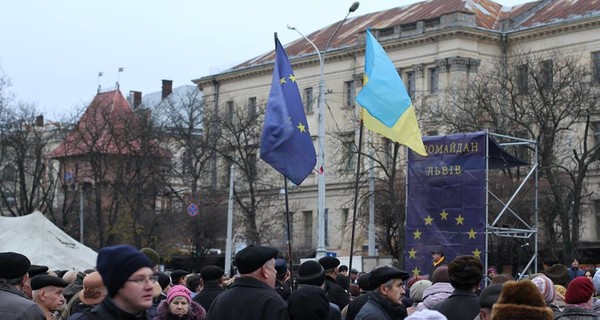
[3,245,600,320]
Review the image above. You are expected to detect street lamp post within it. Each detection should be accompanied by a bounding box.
[288,2,359,258]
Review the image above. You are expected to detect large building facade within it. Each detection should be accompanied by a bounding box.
[193,0,600,259]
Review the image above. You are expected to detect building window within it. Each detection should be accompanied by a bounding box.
[595,200,600,240]
[343,136,356,171]
[304,87,314,114]
[429,67,439,94]
[517,64,528,94]
[540,60,553,89]
[247,97,257,119]
[303,210,313,247]
[406,71,416,98]
[248,152,257,179]
[227,101,234,123]
[344,80,355,107]
[592,52,600,85]
[341,208,349,231]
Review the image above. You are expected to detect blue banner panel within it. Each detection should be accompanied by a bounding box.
[405,132,486,277]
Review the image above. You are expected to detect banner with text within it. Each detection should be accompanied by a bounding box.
[405,132,486,277]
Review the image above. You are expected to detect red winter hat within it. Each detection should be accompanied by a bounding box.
[167,285,191,304]
[565,276,595,305]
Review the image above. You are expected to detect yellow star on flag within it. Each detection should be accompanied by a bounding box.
[408,248,417,258]
[440,210,449,220]
[472,248,481,258]
[413,229,422,240]
[288,74,296,82]
[455,214,465,225]
[297,122,306,132]
[412,266,421,277]
[280,77,287,85]
[424,215,433,225]
[468,228,477,239]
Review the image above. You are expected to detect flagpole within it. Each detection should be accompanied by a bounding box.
[283,177,294,292]
[225,164,235,277]
[348,120,364,289]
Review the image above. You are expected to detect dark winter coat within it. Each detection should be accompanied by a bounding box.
[324,276,350,310]
[69,297,147,320]
[205,276,288,320]
[153,299,205,320]
[0,285,46,320]
[192,282,225,311]
[555,306,600,320]
[354,291,407,320]
[432,289,480,320]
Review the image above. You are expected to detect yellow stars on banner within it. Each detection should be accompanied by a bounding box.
[472,248,481,258]
[439,209,449,220]
[280,74,297,85]
[413,229,422,240]
[424,215,433,225]
[296,122,306,133]
[412,266,421,277]
[455,214,465,225]
[408,248,417,258]
[468,228,477,239]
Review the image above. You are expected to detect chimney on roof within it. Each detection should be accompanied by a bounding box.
[162,80,173,100]
[35,115,44,127]
[131,91,142,109]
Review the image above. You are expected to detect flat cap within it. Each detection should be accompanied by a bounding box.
[0,252,31,279]
[28,264,49,278]
[480,284,503,308]
[31,274,68,290]
[234,245,279,274]
[368,266,409,289]
[200,265,224,281]
[318,256,340,270]
[170,270,190,283]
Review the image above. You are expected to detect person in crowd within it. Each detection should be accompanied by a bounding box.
[0,252,46,320]
[555,284,568,309]
[344,272,372,320]
[31,274,68,320]
[154,285,205,320]
[319,256,350,310]
[185,274,202,298]
[530,274,562,317]
[406,279,432,316]
[486,267,497,283]
[192,265,225,311]
[140,248,161,272]
[429,248,446,280]
[206,245,287,320]
[288,260,340,320]
[63,271,106,320]
[72,244,155,320]
[568,259,586,282]
[274,258,291,301]
[148,272,171,320]
[62,271,88,303]
[354,266,410,320]
[337,265,350,290]
[22,264,50,299]
[555,276,597,319]
[544,264,571,288]
[416,266,453,311]
[349,269,359,285]
[584,267,595,280]
[170,270,189,286]
[405,309,447,320]
[433,255,482,320]
[490,280,553,320]
[474,283,503,320]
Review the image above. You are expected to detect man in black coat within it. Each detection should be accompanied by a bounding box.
[206,245,288,320]
[433,255,483,320]
[192,265,225,310]
[319,256,350,310]
[0,252,46,320]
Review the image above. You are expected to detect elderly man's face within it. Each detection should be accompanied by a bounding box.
[42,286,66,312]
[381,279,405,305]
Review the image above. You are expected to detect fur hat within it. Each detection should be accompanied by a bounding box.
[447,255,483,290]
[410,279,432,303]
[565,276,595,305]
[542,264,569,287]
[167,285,191,304]
[491,280,553,320]
[96,245,153,297]
[531,274,555,304]
[431,265,450,283]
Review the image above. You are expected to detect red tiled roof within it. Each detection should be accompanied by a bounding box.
[226,0,599,73]
[48,89,165,158]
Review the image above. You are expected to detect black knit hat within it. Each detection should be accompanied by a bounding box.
[155,271,171,290]
[96,245,153,297]
[0,252,31,280]
[297,260,325,286]
[480,283,503,309]
[170,270,189,284]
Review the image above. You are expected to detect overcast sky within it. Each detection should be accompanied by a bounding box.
[1,0,528,120]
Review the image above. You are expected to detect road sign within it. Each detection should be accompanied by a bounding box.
[187,203,199,216]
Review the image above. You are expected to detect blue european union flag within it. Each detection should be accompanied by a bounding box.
[260,34,316,185]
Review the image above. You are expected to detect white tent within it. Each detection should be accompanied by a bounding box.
[0,211,97,271]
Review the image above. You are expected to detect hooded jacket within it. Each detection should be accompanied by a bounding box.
[153,299,206,320]
[415,282,454,311]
